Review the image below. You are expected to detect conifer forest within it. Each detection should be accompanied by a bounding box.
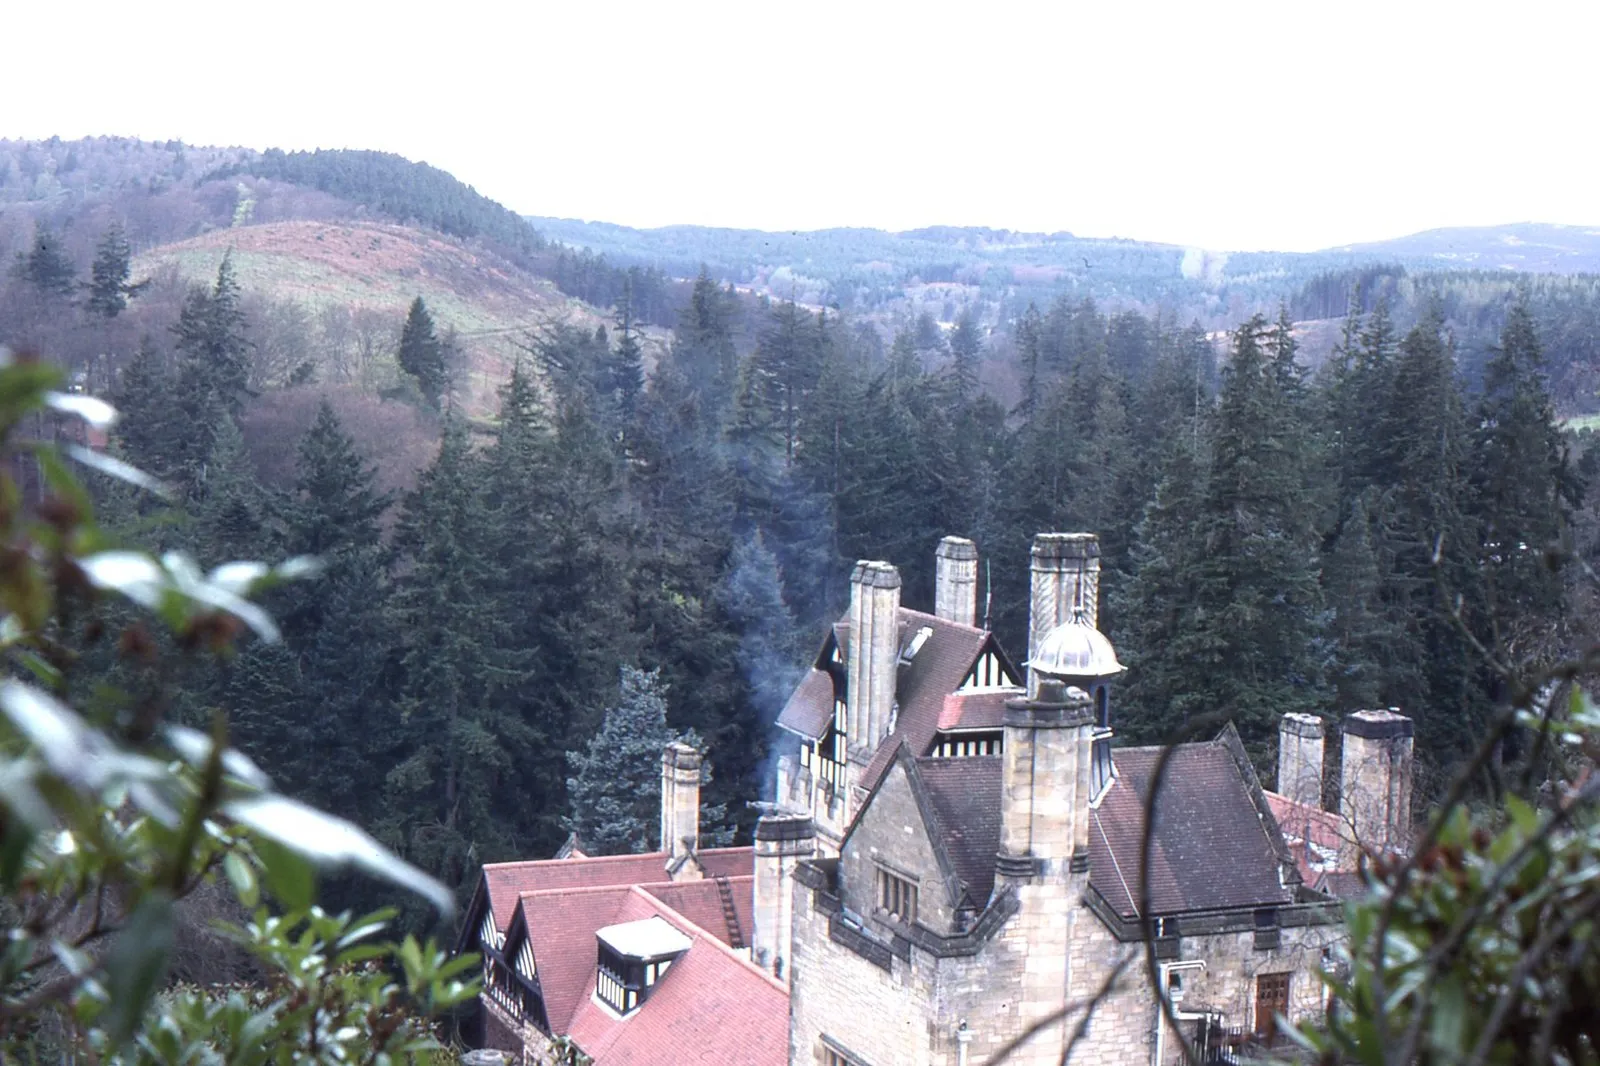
[0,135,1593,934]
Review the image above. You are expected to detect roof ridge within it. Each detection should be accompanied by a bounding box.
[485,845,754,873]
[624,885,788,994]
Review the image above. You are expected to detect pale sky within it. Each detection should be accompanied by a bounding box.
[4,0,1596,252]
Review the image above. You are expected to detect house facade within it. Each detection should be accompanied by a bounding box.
[461,531,1416,1066]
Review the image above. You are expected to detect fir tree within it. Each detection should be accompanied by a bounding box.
[290,401,389,559]
[15,226,77,297]
[565,667,702,855]
[397,296,447,407]
[173,251,252,414]
[1469,298,1581,638]
[85,223,145,317]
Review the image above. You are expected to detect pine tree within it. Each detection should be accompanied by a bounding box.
[396,296,447,407]
[1123,317,1328,754]
[173,252,252,414]
[947,309,982,400]
[15,226,77,297]
[672,270,741,417]
[382,419,532,883]
[85,223,145,317]
[290,401,389,559]
[716,533,803,722]
[603,279,645,419]
[1469,298,1581,640]
[565,667,697,855]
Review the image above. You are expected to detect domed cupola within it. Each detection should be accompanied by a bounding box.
[1029,610,1121,800]
[1029,610,1124,682]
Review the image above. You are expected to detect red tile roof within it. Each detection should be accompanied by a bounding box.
[1264,791,1348,886]
[936,690,1013,732]
[540,886,788,1066]
[775,667,833,739]
[481,847,752,932]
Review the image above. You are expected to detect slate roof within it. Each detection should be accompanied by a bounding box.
[479,847,753,933]
[859,610,993,788]
[561,887,788,1066]
[775,667,833,740]
[1088,734,1298,919]
[776,610,996,771]
[506,882,784,1066]
[914,756,1003,908]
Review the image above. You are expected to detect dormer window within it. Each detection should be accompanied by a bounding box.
[899,625,933,665]
[594,917,691,1017]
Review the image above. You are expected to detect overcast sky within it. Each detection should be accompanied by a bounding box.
[4,0,1595,252]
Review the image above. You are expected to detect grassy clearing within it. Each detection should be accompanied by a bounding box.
[1562,413,1600,433]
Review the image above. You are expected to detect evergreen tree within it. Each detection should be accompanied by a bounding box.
[85,223,145,317]
[565,667,697,855]
[382,419,532,884]
[1469,298,1581,642]
[602,279,645,419]
[672,269,741,417]
[14,226,77,297]
[290,400,389,559]
[947,309,982,400]
[173,252,252,414]
[1122,317,1328,754]
[397,296,447,407]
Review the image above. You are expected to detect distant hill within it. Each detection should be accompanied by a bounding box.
[1327,223,1600,274]
[136,220,639,415]
[528,217,1600,327]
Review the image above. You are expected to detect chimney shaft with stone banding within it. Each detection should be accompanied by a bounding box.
[934,536,979,628]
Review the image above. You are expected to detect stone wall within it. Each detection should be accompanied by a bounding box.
[788,869,1343,1066]
[839,760,961,935]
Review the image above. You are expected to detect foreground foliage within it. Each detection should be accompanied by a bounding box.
[0,349,476,1061]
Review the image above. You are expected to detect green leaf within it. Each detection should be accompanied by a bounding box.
[1430,972,1467,1055]
[253,836,314,911]
[224,794,454,916]
[1504,793,1538,835]
[223,851,258,908]
[102,892,175,1049]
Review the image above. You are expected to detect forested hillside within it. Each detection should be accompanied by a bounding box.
[0,134,1592,934]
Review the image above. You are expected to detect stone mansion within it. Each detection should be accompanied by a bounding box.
[460,533,1416,1066]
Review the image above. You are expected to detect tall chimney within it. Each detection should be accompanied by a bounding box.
[1338,709,1414,867]
[934,536,979,628]
[752,812,815,984]
[661,741,702,876]
[1277,713,1326,809]
[996,679,1095,885]
[1028,534,1100,692]
[846,561,901,757]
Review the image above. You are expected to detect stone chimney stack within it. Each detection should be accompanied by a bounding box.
[997,679,1096,885]
[1028,534,1100,692]
[752,812,815,984]
[1339,709,1414,867]
[660,741,702,873]
[1277,713,1326,809]
[934,536,979,628]
[846,561,901,757]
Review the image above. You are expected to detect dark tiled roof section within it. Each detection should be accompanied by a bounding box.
[915,756,1003,907]
[1314,871,1368,900]
[937,690,1014,732]
[482,847,752,932]
[860,609,990,788]
[775,667,833,739]
[562,887,788,1066]
[1090,743,1295,918]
